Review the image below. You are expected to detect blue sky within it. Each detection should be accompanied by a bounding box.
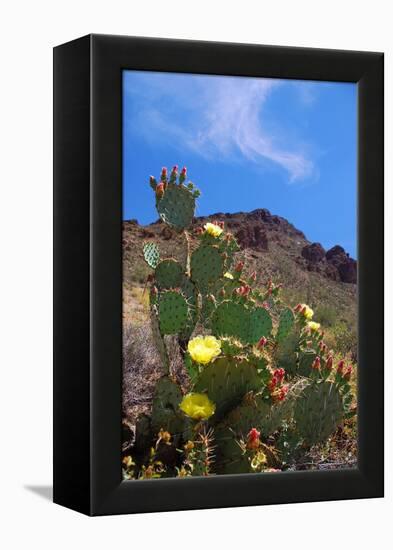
[123,71,357,258]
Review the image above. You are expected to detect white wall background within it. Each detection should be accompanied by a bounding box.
[0,1,390,548]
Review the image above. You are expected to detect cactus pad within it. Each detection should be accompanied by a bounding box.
[276,307,295,343]
[298,349,317,377]
[190,245,224,289]
[143,241,160,269]
[225,393,292,438]
[275,327,300,375]
[211,301,272,344]
[294,381,344,446]
[193,357,261,418]
[156,183,196,229]
[247,306,273,344]
[211,301,249,342]
[158,290,189,335]
[155,259,183,289]
[213,426,249,474]
[151,376,185,436]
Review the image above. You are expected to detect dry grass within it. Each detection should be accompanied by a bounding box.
[122,321,191,426]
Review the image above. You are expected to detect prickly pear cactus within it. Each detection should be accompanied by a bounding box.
[211,301,272,344]
[193,356,261,418]
[158,290,189,335]
[190,245,224,289]
[276,307,295,342]
[143,241,160,269]
[294,381,344,446]
[155,258,183,289]
[151,376,185,437]
[156,183,196,230]
[125,165,356,479]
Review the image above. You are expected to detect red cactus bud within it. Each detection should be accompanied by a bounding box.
[279,385,289,401]
[257,336,267,349]
[326,355,333,370]
[268,376,278,392]
[301,306,307,315]
[246,428,261,450]
[311,356,321,370]
[195,227,204,235]
[294,303,303,313]
[181,166,187,175]
[161,167,167,176]
[219,288,226,297]
[250,271,257,282]
[337,360,345,375]
[274,368,285,383]
[172,165,178,173]
[344,365,352,380]
[235,261,244,272]
[262,301,270,310]
[151,286,158,296]
[156,182,165,197]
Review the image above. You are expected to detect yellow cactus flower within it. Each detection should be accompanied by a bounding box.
[204,222,223,238]
[188,335,221,364]
[307,321,320,332]
[179,393,216,420]
[301,304,314,319]
[224,272,234,279]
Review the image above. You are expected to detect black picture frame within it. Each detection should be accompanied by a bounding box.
[53,34,384,516]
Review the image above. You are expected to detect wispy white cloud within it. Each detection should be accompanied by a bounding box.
[124,73,315,182]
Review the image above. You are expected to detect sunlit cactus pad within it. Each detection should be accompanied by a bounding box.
[143,241,160,269]
[193,357,261,418]
[156,183,196,229]
[276,307,295,342]
[190,245,224,289]
[158,290,189,334]
[212,301,272,344]
[155,259,183,289]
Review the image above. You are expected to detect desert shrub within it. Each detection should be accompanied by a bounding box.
[314,304,337,327]
[331,322,357,361]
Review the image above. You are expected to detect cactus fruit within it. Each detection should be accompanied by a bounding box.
[193,356,261,418]
[190,245,224,289]
[276,307,295,343]
[156,183,196,229]
[143,241,160,269]
[294,381,344,446]
[158,290,190,335]
[155,258,184,289]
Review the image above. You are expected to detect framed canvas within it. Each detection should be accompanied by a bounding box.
[53,34,384,516]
